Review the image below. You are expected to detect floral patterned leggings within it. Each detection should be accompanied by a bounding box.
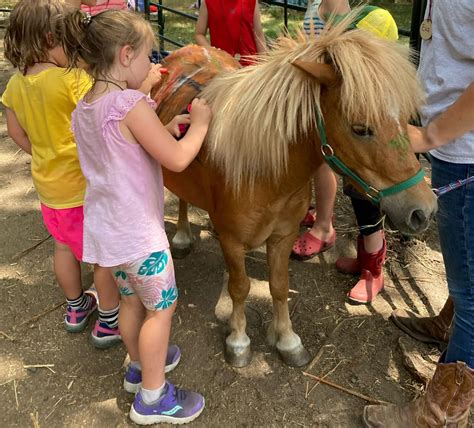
[111,249,178,311]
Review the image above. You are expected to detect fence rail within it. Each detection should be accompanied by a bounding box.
[145,0,424,53]
[0,1,426,53]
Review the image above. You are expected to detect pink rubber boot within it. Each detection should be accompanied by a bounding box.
[347,236,386,304]
[335,235,364,275]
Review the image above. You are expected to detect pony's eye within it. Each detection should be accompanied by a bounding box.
[351,125,374,138]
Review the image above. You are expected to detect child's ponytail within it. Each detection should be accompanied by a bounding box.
[57,9,155,80]
[57,10,92,70]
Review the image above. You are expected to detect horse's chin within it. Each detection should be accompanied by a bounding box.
[380,191,438,235]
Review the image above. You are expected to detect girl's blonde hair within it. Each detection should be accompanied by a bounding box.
[4,0,69,73]
[59,9,155,78]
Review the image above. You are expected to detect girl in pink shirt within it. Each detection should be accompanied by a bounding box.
[62,8,212,425]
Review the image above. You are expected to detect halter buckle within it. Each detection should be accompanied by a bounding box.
[321,144,334,158]
[365,186,381,202]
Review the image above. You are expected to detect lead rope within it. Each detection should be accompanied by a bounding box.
[432,176,474,197]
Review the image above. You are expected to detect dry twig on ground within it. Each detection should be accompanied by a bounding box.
[302,371,388,405]
[11,234,51,261]
[13,301,65,331]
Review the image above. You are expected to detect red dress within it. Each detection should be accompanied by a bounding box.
[206,0,258,66]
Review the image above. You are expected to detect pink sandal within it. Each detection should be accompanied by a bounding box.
[291,230,336,260]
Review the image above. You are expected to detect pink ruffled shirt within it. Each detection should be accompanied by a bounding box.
[72,90,169,267]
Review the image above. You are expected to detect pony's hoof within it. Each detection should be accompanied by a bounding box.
[278,344,311,367]
[225,344,252,367]
[171,245,192,259]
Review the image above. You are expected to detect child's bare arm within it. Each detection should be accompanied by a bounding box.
[319,0,350,20]
[139,64,166,95]
[408,82,474,152]
[195,1,212,48]
[253,3,267,54]
[125,98,212,172]
[5,108,32,155]
[166,114,191,137]
[64,0,97,7]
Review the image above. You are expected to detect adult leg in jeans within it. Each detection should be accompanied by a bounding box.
[432,157,474,367]
[363,156,474,427]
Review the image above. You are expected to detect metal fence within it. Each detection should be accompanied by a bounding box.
[144,0,427,52]
[0,1,428,53]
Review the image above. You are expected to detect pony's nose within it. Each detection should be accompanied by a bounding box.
[408,208,432,233]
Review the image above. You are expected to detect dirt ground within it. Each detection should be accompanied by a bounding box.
[0,35,468,428]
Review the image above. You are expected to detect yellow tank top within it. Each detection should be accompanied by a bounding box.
[2,68,92,208]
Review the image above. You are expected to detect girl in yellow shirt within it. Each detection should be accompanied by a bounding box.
[2,0,120,347]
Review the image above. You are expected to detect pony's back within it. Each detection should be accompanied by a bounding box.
[151,45,239,125]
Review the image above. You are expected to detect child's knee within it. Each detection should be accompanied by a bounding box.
[94,265,117,287]
[54,240,72,252]
[164,300,177,315]
[147,300,177,320]
[121,294,142,308]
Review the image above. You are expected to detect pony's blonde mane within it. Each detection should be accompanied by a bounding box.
[201,11,424,191]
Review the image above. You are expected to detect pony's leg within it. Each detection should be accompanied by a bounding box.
[219,236,252,367]
[171,199,193,259]
[266,234,311,367]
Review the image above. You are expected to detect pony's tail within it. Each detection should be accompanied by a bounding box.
[55,9,90,69]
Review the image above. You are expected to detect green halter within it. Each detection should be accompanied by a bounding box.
[316,115,425,204]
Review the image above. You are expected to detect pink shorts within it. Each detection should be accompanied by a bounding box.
[40,204,84,261]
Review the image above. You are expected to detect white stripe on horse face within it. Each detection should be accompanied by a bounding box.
[386,100,403,134]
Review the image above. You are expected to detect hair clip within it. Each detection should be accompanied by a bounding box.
[82,12,92,27]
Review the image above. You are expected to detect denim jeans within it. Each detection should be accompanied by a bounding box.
[432,156,474,368]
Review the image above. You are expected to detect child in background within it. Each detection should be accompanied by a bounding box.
[61,8,212,425]
[195,0,266,66]
[65,0,98,8]
[2,0,121,347]
[81,0,127,15]
[293,2,399,304]
[291,0,351,261]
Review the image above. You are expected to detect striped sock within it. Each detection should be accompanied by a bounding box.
[98,305,119,328]
[67,292,92,310]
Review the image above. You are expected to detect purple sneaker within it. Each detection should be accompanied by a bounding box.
[64,294,98,333]
[123,345,182,393]
[130,381,205,425]
[90,321,122,349]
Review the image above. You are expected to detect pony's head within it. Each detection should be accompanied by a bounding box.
[201,10,435,234]
[289,13,436,233]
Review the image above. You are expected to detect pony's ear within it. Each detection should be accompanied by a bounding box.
[291,60,339,87]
